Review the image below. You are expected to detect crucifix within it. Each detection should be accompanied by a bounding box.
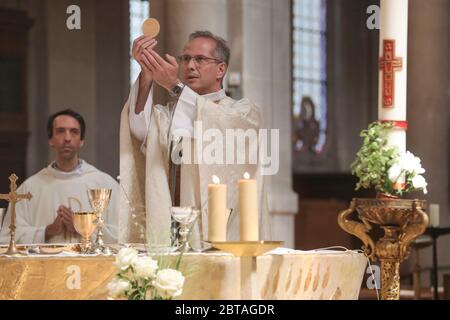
[0,174,32,256]
[379,39,403,108]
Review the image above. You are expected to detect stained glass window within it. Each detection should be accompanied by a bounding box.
[292,0,327,154]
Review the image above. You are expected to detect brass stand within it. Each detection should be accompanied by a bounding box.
[338,198,428,300]
[0,174,32,257]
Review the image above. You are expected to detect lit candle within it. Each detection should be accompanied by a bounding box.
[429,204,440,228]
[239,172,259,241]
[208,175,227,242]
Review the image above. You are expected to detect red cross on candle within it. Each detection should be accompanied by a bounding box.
[379,39,403,108]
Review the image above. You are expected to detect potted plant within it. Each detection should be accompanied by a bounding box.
[351,121,427,198]
[338,121,429,300]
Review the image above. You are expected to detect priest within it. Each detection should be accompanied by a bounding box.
[120,31,271,245]
[0,109,119,244]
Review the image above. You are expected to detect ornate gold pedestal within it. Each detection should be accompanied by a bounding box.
[338,198,428,300]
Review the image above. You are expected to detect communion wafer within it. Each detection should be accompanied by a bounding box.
[142,18,160,38]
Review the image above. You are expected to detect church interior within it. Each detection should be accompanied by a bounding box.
[0,0,449,301]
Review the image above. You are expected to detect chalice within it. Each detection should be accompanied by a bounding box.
[88,189,112,255]
[73,211,97,253]
[171,206,200,252]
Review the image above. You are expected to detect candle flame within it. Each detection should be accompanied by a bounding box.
[212,175,220,184]
[244,172,250,179]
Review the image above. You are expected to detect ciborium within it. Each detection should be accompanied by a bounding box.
[73,211,97,253]
[338,197,428,300]
[87,189,112,255]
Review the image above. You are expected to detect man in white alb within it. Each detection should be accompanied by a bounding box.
[0,109,119,244]
[119,31,270,245]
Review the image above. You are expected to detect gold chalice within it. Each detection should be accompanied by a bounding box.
[73,211,97,253]
[87,189,112,255]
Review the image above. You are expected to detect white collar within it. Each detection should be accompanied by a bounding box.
[47,159,86,179]
[200,89,226,102]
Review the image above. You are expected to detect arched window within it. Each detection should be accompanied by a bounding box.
[292,0,327,155]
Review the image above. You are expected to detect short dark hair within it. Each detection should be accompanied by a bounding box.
[47,109,86,140]
[188,31,230,66]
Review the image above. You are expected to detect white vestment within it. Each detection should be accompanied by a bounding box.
[119,78,271,245]
[0,160,119,244]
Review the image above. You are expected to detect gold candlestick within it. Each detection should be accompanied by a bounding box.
[0,174,32,256]
[338,198,428,300]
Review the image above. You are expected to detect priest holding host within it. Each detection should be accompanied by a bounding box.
[119,30,271,245]
[0,29,271,247]
[0,110,119,244]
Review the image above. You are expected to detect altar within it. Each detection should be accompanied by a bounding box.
[0,248,367,300]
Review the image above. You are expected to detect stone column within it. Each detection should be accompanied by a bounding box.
[407,0,450,284]
[166,0,228,55]
[26,0,50,175]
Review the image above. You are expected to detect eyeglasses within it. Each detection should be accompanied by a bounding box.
[177,54,223,66]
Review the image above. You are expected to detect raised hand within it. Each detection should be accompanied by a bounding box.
[131,36,158,80]
[140,48,180,92]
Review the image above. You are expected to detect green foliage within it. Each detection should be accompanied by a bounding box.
[351,122,399,194]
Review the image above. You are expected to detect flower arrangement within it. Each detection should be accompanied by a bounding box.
[107,247,185,300]
[351,121,427,197]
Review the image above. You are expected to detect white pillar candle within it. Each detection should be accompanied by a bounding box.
[239,172,259,241]
[378,0,409,155]
[429,204,440,228]
[208,175,227,242]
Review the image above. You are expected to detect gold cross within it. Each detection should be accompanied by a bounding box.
[0,174,32,256]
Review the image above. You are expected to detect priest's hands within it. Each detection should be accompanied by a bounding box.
[140,48,180,93]
[57,206,77,235]
[45,215,65,241]
[132,36,158,82]
[44,206,77,241]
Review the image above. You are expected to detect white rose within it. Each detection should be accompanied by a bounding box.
[400,151,425,175]
[132,256,158,279]
[412,175,428,194]
[155,269,185,299]
[388,163,404,183]
[114,247,138,271]
[107,278,130,298]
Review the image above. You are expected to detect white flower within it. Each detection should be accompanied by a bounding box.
[388,163,404,183]
[107,278,130,298]
[114,247,138,271]
[132,256,158,279]
[400,151,425,175]
[155,268,185,299]
[412,175,428,194]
